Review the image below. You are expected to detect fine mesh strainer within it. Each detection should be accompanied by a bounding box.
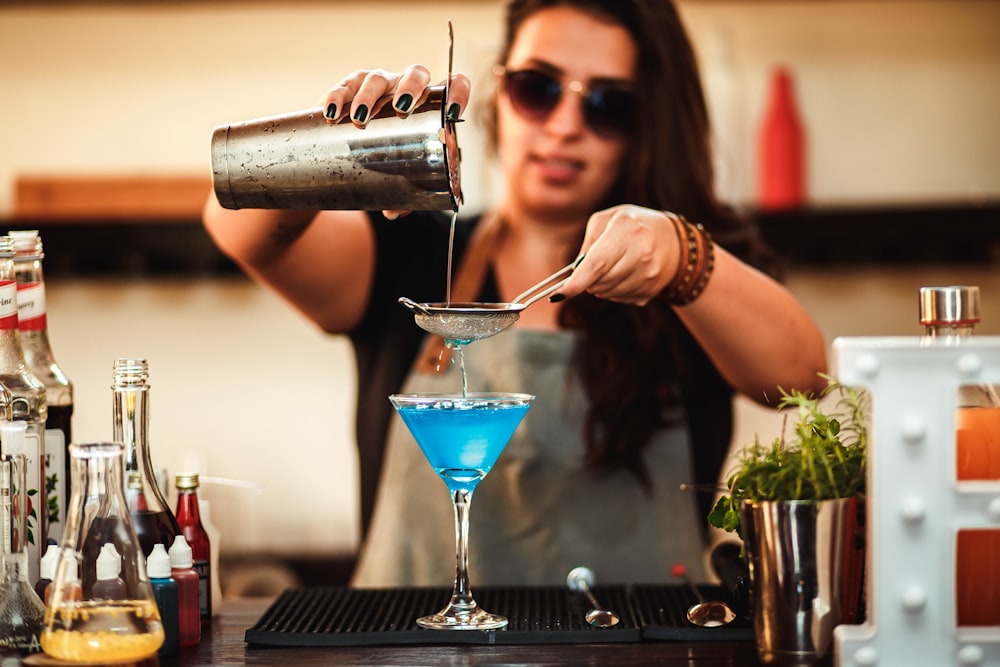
[399,255,583,344]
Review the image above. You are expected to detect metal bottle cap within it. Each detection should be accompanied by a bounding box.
[175,472,200,490]
[918,285,980,325]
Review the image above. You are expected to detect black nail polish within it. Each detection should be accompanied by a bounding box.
[549,293,566,303]
[446,102,460,121]
[353,104,369,124]
[395,93,413,113]
[324,103,337,120]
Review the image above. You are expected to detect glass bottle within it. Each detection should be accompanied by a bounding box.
[175,471,212,622]
[919,285,1000,627]
[111,358,180,558]
[41,441,164,662]
[0,450,46,654]
[0,235,48,584]
[11,230,74,544]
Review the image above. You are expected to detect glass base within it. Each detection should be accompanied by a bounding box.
[417,606,508,630]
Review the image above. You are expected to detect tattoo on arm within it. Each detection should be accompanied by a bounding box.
[270,219,312,247]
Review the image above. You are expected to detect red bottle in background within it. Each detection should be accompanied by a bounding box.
[758,66,806,210]
[174,472,212,624]
[169,535,201,647]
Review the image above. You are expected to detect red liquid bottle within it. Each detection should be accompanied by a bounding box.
[175,472,212,624]
[758,66,806,211]
[169,535,201,647]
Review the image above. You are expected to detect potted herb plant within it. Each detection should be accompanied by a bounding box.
[708,379,868,666]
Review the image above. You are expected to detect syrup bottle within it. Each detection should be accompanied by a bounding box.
[111,358,180,558]
[758,66,806,210]
[175,472,212,623]
[0,236,48,583]
[10,230,74,545]
[919,285,1000,627]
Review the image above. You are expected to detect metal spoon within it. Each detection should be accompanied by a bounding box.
[672,563,737,628]
[566,566,621,628]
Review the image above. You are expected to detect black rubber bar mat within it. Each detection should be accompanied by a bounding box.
[245,584,753,646]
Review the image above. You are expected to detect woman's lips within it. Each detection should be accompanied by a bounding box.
[531,154,585,184]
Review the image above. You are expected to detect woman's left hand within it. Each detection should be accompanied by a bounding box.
[557,205,682,306]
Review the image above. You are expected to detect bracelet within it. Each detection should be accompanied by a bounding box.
[662,214,715,306]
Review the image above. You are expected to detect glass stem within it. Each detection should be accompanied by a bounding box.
[449,488,477,613]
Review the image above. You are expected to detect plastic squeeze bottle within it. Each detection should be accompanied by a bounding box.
[169,535,201,646]
[147,543,179,656]
[92,543,127,600]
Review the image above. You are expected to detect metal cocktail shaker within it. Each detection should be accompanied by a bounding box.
[211,85,462,212]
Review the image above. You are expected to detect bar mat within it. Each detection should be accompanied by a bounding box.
[245,584,752,647]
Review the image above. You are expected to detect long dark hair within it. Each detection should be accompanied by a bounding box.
[487,0,775,492]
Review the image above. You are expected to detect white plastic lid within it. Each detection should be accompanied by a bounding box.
[169,534,193,569]
[39,544,59,579]
[147,543,172,579]
[96,543,121,581]
[58,548,79,582]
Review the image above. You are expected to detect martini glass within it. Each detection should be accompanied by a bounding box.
[389,392,533,630]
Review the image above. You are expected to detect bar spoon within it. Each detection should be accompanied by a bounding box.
[566,566,620,628]
[672,563,736,627]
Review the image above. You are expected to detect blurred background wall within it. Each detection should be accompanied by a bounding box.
[1,0,998,586]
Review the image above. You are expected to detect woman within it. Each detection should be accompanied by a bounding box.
[204,0,827,585]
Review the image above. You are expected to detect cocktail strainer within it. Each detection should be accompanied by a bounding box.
[399,255,583,343]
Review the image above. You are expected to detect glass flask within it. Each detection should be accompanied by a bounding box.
[41,442,164,662]
[0,449,46,654]
[112,358,180,558]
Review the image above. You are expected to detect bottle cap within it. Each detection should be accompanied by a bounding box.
[58,548,79,582]
[919,286,980,325]
[169,534,194,569]
[97,543,121,581]
[175,472,200,490]
[39,544,59,579]
[8,230,43,257]
[147,543,172,579]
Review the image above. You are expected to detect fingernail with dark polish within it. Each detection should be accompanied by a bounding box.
[549,293,566,303]
[395,93,413,113]
[446,102,460,121]
[325,103,337,120]
[353,104,369,124]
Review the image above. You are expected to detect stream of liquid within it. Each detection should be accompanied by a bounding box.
[442,209,471,396]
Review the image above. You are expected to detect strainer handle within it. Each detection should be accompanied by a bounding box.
[513,254,585,306]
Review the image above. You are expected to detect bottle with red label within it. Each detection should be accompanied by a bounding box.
[174,472,212,623]
[10,230,73,545]
[0,235,48,583]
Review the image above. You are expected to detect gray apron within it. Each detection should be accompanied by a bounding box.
[351,328,708,587]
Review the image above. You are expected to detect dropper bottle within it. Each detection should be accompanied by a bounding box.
[92,543,127,600]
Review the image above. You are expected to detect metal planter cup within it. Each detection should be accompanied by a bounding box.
[741,497,864,666]
[211,85,461,212]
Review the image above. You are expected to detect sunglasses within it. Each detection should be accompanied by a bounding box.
[495,66,636,140]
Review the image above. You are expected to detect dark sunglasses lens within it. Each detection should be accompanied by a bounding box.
[584,88,635,138]
[505,70,561,118]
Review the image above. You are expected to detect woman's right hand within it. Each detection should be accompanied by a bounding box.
[320,66,471,221]
[320,65,471,127]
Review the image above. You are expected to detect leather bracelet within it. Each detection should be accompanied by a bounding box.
[662,214,715,306]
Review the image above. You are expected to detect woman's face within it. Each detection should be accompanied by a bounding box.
[497,6,637,221]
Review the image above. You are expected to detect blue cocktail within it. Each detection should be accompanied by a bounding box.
[389,392,533,630]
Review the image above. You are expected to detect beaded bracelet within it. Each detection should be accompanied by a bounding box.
[662,214,715,306]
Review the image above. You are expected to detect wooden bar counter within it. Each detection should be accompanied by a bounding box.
[15,597,764,666]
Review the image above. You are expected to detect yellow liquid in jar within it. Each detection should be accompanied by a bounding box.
[41,599,164,661]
